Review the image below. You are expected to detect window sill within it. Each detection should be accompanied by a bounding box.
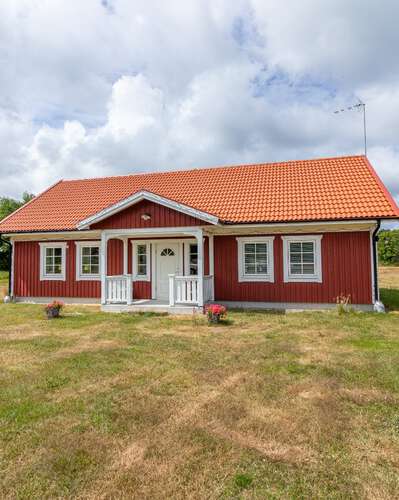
[76,275,101,281]
[40,275,66,281]
[238,275,274,283]
[284,275,322,283]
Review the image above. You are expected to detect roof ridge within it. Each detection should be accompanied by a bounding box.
[61,154,366,184]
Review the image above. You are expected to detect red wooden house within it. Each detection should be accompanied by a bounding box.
[1,155,398,312]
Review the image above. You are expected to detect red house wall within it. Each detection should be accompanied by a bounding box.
[13,231,372,305]
[14,240,100,298]
[92,200,208,229]
[214,232,373,304]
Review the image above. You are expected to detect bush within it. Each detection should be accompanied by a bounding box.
[378,230,399,265]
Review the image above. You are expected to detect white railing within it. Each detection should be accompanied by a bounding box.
[169,275,214,306]
[105,275,132,304]
[203,275,214,303]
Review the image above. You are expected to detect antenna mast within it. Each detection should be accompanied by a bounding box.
[334,100,367,156]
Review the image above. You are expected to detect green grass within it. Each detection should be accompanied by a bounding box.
[1,301,399,499]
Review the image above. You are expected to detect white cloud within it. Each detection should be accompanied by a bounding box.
[0,0,398,210]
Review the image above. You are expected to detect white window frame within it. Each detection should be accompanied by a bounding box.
[132,241,151,281]
[282,235,323,283]
[237,236,275,282]
[39,242,67,281]
[75,241,101,281]
[184,240,198,276]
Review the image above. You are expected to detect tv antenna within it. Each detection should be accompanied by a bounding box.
[334,100,367,156]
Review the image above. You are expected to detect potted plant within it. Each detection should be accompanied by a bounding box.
[45,300,64,319]
[205,304,227,324]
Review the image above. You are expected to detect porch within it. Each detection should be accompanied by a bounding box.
[100,227,214,311]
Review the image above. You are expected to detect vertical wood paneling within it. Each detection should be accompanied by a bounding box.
[107,239,123,275]
[214,232,372,304]
[92,199,208,229]
[14,240,101,298]
[14,231,372,305]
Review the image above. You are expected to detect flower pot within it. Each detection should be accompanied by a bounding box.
[46,307,60,319]
[208,313,220,324]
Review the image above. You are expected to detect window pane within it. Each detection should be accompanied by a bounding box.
[137,245,146,255]
[255,253,267,263]
[91,255,99,266]
[138,264,147,275]
[244,243,255,253]
[256,263,268,274]
[302,264,315,274]
[255,243,267,254]
[82,256,90,266]
[54,248,62,257]
[302,252,314,263]
[290,242,301,253]
[245,264,256,274]
[189,265,197,275]
[46,264,53,273]
[244,253,255,264]
[290,253,301,263]
[290,263,302,274]
[82,264,91,274]
[91,264,99,274]
[302,242,314,253]
[138,254,146,265]
[82,247,91,256]
[91,247,99,256]
[53,264,62,274]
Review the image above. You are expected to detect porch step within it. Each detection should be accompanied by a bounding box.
[101,302,202,315]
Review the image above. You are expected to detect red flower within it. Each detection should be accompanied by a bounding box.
[205,304,227,316]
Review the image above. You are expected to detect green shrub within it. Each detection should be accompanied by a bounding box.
[378,230,399,265]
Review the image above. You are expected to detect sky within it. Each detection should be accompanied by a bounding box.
[1,0,399,213]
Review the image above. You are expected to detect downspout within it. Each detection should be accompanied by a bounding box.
[0,234,12,297]
[372,220,381,304]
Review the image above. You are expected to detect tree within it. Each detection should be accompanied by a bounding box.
[0,192,35,270]
[378,230,399,265]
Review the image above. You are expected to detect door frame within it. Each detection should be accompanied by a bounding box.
[153,241,182,300]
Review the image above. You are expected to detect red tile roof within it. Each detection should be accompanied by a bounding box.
[0,155,398,233]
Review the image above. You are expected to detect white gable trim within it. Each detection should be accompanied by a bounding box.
[77,190,219,229]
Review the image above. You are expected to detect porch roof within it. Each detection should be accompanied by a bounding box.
[0,155,398,233]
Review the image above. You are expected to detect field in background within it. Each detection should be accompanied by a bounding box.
[0,268,399,498]
[0,271,8,299]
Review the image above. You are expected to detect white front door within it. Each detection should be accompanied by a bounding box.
[156,243,180,300]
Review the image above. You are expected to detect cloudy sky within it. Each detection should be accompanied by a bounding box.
[1,0,398,208]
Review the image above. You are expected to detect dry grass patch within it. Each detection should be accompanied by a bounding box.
[1,302,399,498]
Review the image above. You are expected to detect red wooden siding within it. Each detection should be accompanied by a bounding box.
[214,232,372,304]
[13,232,372,304]
[92,199,208,229]
[14,240,101,298]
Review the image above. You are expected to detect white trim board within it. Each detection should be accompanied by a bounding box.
[77,190,219,229]
[236,236,275,282]
[39,242,67,281]
[75,241,101,281]
[282,235,323,283]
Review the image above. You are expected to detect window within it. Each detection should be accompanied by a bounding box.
[39,242,67,281]
[185,243,198,275]
[160,248,175,256]
[132,242,150,281]
[237,237,274,282]
[75,241,100,280]
[282,235,323,282]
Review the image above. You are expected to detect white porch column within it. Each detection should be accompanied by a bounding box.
[100,232,107,305]
[196,229,204,307]
[208,234,215,301]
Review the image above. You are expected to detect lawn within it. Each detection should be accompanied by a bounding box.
[0,269,399,498]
